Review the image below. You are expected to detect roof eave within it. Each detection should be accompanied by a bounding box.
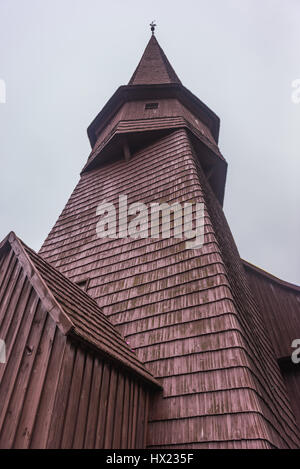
[2,232,75,335]
[69,330,162,390]
[242,258,300,292]
[87,83,220,148]
[0,232,161,390]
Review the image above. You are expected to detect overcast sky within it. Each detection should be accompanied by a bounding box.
[0,0,299,284]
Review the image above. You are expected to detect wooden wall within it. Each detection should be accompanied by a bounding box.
[244,264,300,437]
[93,99,216,153]
[244,264,300,360]
[281,367,300,432]
[0,247,150,449]
[39,128,300,448]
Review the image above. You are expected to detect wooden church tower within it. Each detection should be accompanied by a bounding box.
[1,27,300,449]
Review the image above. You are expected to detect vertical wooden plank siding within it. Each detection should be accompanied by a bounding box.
[112,373,125,448]
[121,376,130,448]
[29,328,66,448]
[73,352,93,449]
[244,264,300,361]
[83,356,103,448]
[46,341,76,448]
[94,361,110,448]
[281,368,300,431]
[0,249,151,448]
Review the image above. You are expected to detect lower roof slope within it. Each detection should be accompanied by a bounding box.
[0,232,160,389]
[243,259,300,361]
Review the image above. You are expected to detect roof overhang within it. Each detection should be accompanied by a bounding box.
[87,83,221,148]
[0,231,162,390]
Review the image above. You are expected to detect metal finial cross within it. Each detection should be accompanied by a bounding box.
[150,21,156,35]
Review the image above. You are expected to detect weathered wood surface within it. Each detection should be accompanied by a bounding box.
[0,242,153,448]
[39,127,300,448]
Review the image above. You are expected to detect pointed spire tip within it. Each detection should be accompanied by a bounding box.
[150,21,157,36]
[128,25,181,85]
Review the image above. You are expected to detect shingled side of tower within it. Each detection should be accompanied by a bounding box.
[39,34,300,448]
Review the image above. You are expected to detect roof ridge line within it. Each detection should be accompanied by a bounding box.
[242,258,300,292]
[8,232,74,335]
[0,231,161,389]
[157,38,179,83]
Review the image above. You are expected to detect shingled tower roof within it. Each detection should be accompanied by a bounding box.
[4,30,298,449]
[128,34,182,85]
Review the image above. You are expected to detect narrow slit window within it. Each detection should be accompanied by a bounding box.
[145,102,159,110]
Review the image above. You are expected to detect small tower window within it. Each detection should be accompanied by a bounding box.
[145,102,159,110]
[75,278,90,292]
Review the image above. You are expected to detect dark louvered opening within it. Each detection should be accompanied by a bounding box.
[75,278,90,292]
[145,102,159,110]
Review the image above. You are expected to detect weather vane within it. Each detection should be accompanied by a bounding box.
[150,21,157,35]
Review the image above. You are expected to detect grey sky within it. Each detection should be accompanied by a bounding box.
[0,0,299,284]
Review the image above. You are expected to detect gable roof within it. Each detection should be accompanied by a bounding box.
[242,258,300,361]
[242,259,300,293]
[0,232,160,389]
[128,35,181,86]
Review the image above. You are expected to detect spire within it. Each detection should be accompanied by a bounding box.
[128,32,182,86]
[150,21,156,35]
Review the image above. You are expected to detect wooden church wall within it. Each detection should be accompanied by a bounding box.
[39,127,300,448]
[244,265,300,360]
[281,367,300,432]
[0,248,150,449]
[244,265,300,435]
